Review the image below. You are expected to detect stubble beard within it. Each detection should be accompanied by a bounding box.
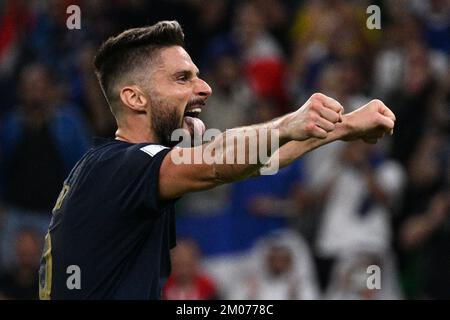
[149,95,184,148]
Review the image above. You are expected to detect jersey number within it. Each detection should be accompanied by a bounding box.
[53,184,70,213]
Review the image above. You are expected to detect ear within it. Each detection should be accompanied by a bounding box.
[119,85,148,113]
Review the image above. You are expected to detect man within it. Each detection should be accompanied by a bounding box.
[0,63,90,269]
[162,238,218,300]
[0,228,42,300]
[38,21,395,299]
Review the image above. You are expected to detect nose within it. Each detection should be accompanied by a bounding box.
[194,78,212,98]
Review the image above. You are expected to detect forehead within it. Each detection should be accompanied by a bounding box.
[155,46,199,74]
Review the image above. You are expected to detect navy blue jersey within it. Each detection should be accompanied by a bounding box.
[38,139,176,299]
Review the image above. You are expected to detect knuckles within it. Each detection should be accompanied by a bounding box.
[308,113,319,122]
[310,92,325,102]
[304,122,316,134]
[297,93,345,138]
[369,99,385,109]
[330,113,340,123]
[308,100,321,113]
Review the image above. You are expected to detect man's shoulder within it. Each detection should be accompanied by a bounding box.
[80,140,171,178]
[92,139,169,156]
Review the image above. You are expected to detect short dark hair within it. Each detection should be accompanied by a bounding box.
[94,21,185,113]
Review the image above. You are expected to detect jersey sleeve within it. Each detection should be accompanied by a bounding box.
[118,144,173,213]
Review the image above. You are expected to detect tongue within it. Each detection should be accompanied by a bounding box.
[183,116,206,137]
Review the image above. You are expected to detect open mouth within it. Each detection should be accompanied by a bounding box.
[184,107,202,118]
[182,105,206,138]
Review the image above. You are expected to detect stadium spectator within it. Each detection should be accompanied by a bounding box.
[162,239,219,300]
[0,0,34,116]
[395,128,449,299]
[387,40,441,166]
[200,54,254,132]
[289,0,378,94]
[225,230,320,300]
[411,0,450,54]
[0,228,42,300]
[324,250,403,299]
[398,189,450,299]
[206,1,288,114]
[0,63,90,268]
[314,141,405,293]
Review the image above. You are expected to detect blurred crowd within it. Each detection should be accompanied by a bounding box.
[0,0,448,300]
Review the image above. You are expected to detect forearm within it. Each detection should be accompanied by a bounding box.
[193,116,291,182]
[162,115,292,198]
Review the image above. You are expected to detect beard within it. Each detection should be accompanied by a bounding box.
[149,92,206,148]
[150,96,183,148]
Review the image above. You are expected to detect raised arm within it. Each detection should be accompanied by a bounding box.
[158,94,395,199]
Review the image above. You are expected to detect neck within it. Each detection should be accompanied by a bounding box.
[115,116,159,144]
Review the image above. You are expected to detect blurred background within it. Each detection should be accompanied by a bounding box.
[0,0,448,300]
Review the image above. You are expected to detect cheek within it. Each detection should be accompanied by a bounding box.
[151,85,191,117]
[171,92,191,120]
[166,84,191,103]
[174,89,191,108]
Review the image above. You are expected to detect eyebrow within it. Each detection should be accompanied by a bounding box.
[173,69,200,79]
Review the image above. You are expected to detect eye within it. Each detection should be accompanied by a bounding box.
[176,73,191,83]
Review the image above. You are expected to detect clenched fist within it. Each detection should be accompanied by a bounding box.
[283,93,344,141]
[342,99,396,144]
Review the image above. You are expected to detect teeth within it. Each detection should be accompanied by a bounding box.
[185,107,202,116]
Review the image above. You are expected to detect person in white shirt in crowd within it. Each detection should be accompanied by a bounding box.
[224,230,320,300]
[314,141,405,299]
